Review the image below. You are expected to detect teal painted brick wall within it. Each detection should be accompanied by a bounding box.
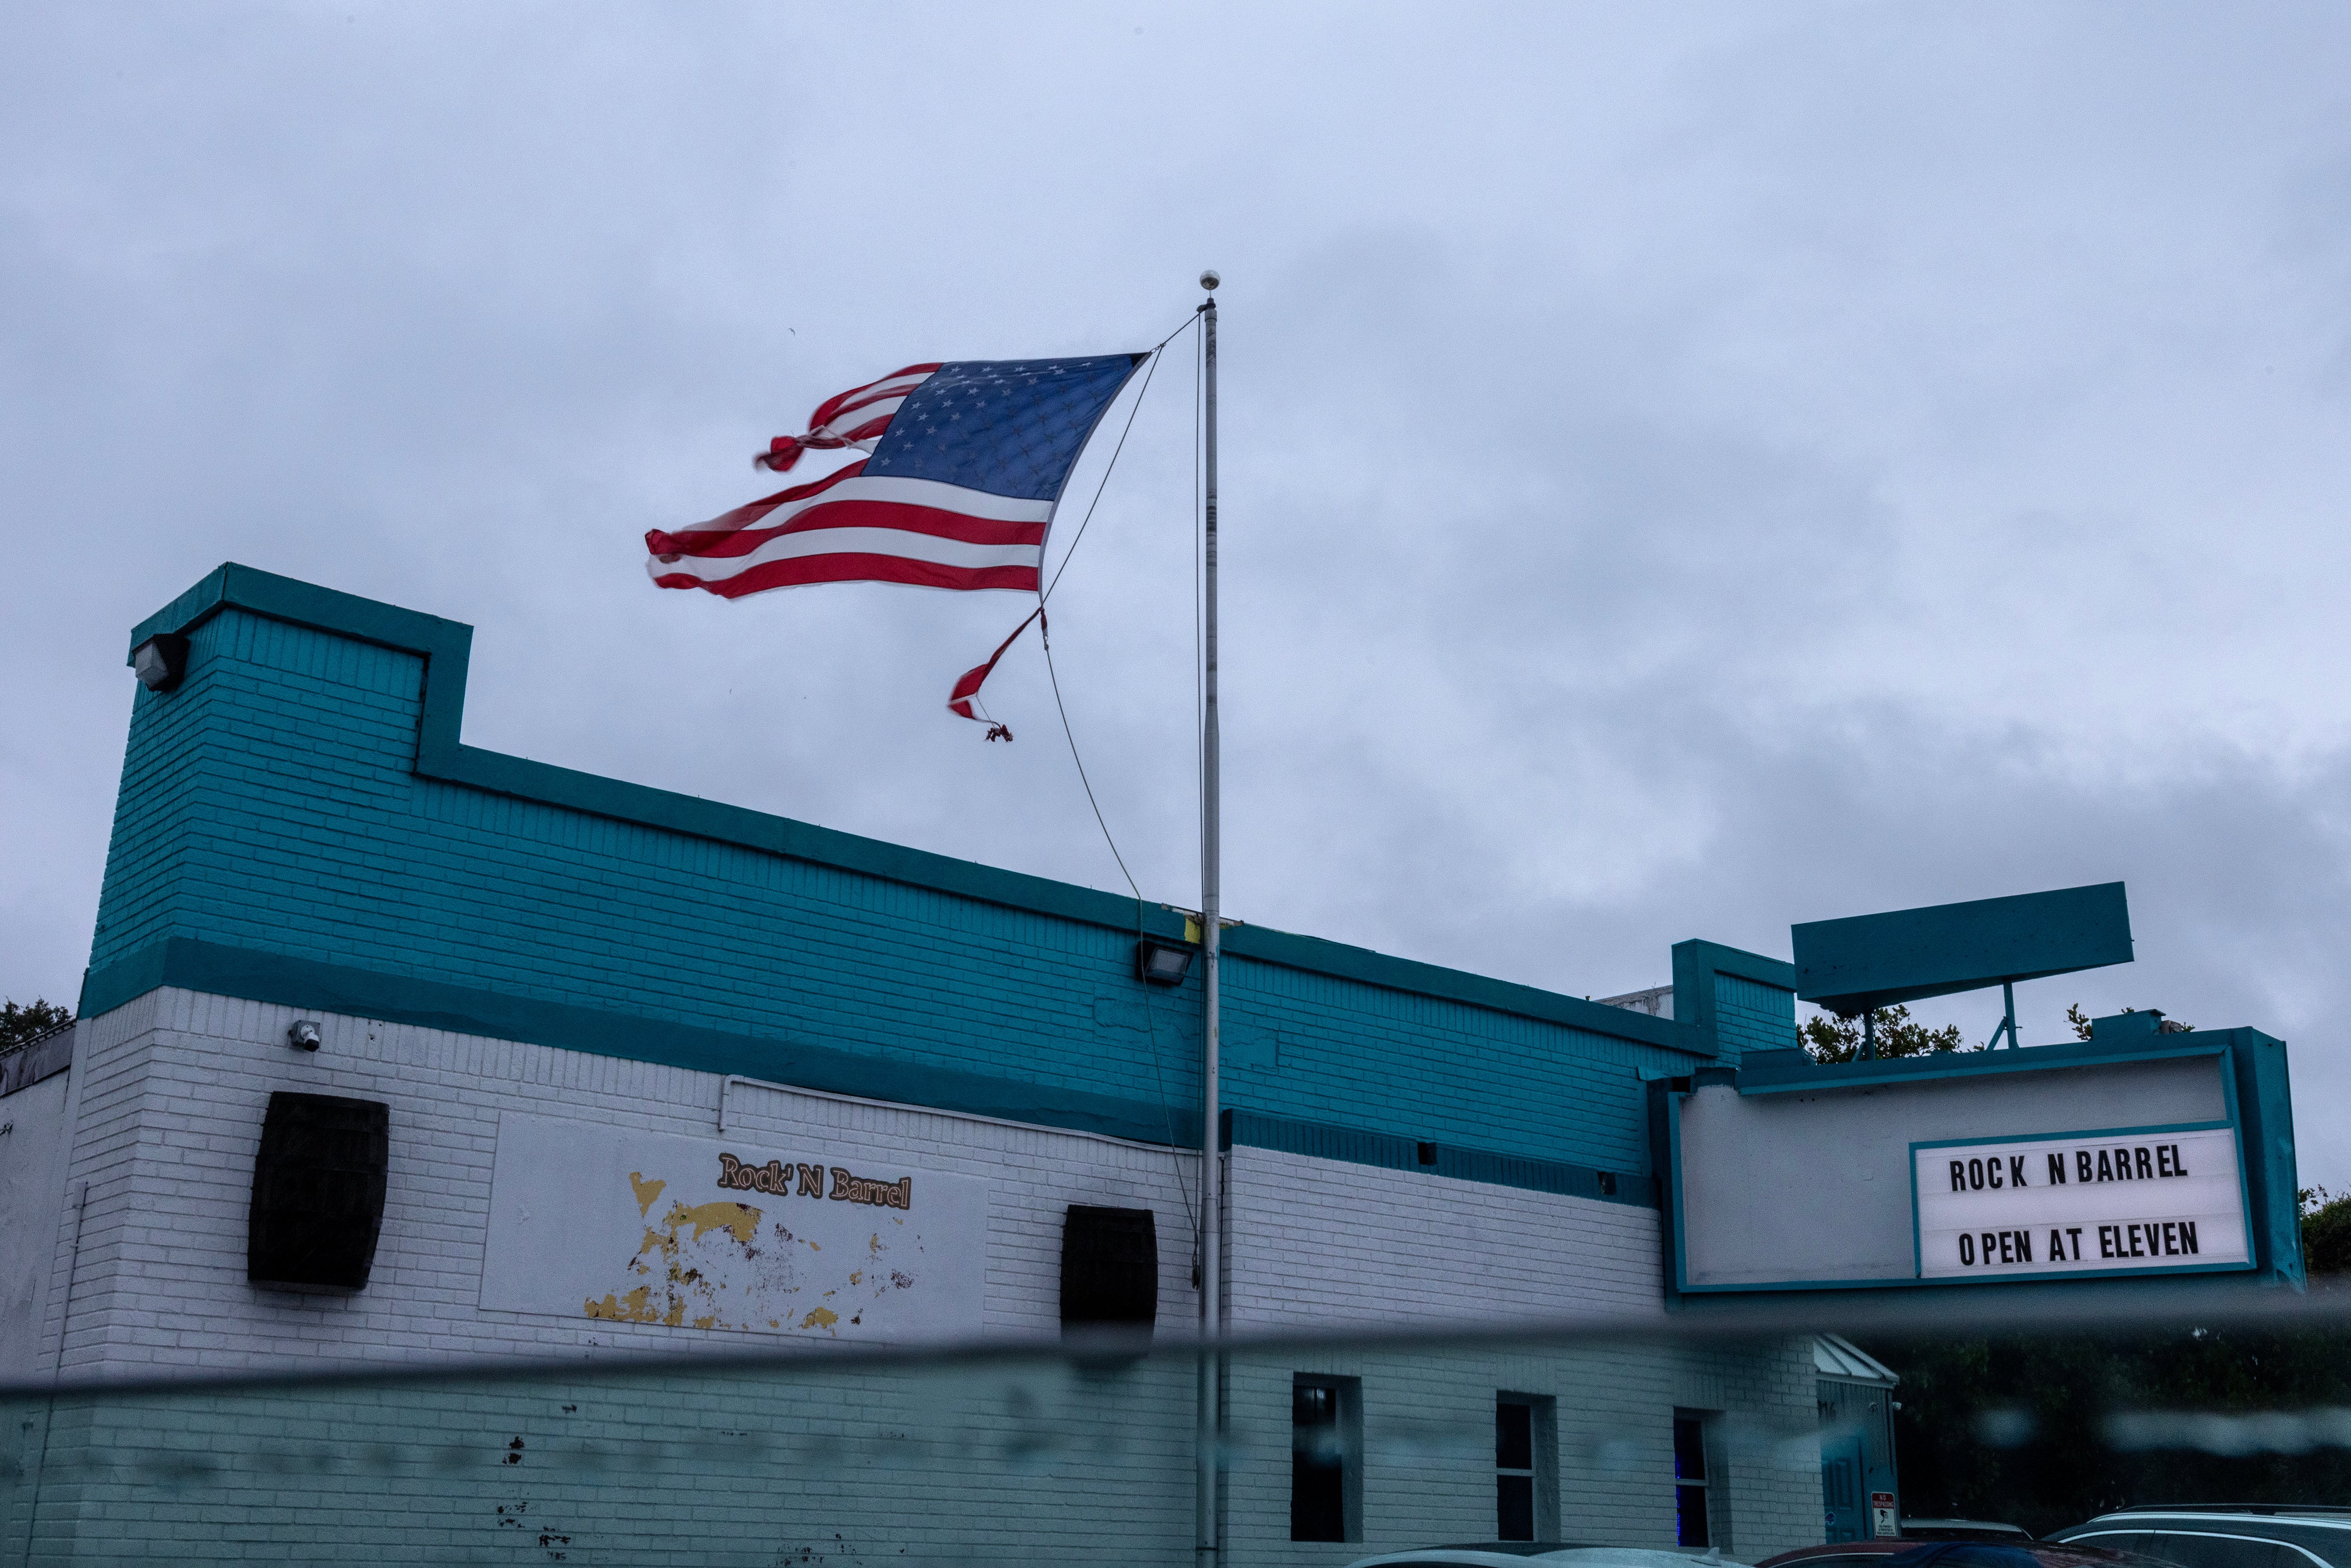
[92,589,1717,1174]
[1712,972,1798,1062]
[1668,940,1799,1069]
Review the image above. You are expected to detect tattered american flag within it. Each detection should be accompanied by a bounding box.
[646,355,1144,599]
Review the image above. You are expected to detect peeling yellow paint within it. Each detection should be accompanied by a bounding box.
[629,1171,667,1217]
[583,1162,921,1339]
[584,1284,667,1323]
[662,1199,761,1245]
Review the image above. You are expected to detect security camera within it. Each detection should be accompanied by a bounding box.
[287,1020,322,1052]
[1199,270,1220,291]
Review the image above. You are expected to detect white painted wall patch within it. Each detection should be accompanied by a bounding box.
[480,1112,988,1341]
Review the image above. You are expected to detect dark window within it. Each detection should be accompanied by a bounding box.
[1291,1378,1360,1543]
[1674,1414,1711,1548]
[2078,1535,2161,1554]
[1057,1206,1157,1335]
[2261,1526,2351,1568]
[1497,1400,1535,1540]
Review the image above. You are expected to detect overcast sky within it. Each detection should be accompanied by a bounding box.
[5,4,2347,1187]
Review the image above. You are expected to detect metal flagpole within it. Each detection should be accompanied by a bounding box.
[1194,267,1223,1565]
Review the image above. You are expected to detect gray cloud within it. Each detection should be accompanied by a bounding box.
[5,2,2348,1185]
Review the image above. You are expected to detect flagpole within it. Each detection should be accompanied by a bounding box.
[1194,268,1223,1566]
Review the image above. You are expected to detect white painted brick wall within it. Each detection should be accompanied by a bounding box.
[0,1043,78,1385]
[1227,1145,1665,1329]
[8,990,1823,1565]
[1220,1151,1817,1564]
[36,988,1206,1378]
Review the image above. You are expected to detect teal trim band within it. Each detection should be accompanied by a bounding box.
[80,938,1663,1202]
[127,564,1707,1054]
[1672,939,1798,993]
[1224,1109,1656,1209]
[1731,1032,2236,1095]
[1671,1258,2256,1294]
[1665,1087,1692,1290]
[82,938,1202,1149]
[1233,926,1702,1050]
[1906,1119,2234,1152]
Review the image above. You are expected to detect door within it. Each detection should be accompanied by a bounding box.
[1822,1434,1865,1544]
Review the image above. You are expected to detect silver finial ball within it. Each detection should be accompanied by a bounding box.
[1199,270,1220,292]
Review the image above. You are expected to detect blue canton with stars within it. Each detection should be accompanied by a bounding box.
[864,355,1144,501]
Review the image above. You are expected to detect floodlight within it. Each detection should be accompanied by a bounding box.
[132,633,191,693]
[1136,940,1193,986]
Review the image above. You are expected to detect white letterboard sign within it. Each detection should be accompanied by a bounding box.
[480,1113,988,1342]
[1911,1123,2251,1280]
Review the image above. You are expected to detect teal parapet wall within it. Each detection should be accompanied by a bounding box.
[1671,940,1799,1065]
[87,566,1792,1175]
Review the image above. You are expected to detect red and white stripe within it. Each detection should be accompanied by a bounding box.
[645,459,1050,597]
[755,363,941,473]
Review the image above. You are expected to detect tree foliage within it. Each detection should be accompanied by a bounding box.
[1800,1000,2201,1063]
[1799,1004,1967,1064]
[2304,1188,2351,1277]
[0,998,72,1054]
[1878,1324,2351,1533]
[1873,1198,2351,1529]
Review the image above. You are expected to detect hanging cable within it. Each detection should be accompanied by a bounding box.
[1025,309,1205,1229]
[1040,615,1142,904]
[962,311,1197,734]
[1042,314,1194,604]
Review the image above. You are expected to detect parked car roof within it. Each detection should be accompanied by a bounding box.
[1759,1540,2166,1568]
[1904,1521,2035,1539]
[1347,1546,1751,1568]
[2050,1510,2351,1568]
[2093,1511,2351,1524]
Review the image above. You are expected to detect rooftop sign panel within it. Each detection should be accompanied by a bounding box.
[1791,882,2133,1017]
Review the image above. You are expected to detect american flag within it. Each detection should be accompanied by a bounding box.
[646,354,1144,599]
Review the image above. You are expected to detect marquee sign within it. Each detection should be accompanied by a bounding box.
[1911,1123,2251,1280]
[479,1113,988,1342]
[1663,1028,2293,1294]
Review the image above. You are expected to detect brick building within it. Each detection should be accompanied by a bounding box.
[0,565,1899,1562]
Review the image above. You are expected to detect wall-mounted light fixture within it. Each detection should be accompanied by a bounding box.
[287,1020,322,1052]
[131,633,191,693]
[1135,940,1193,986]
